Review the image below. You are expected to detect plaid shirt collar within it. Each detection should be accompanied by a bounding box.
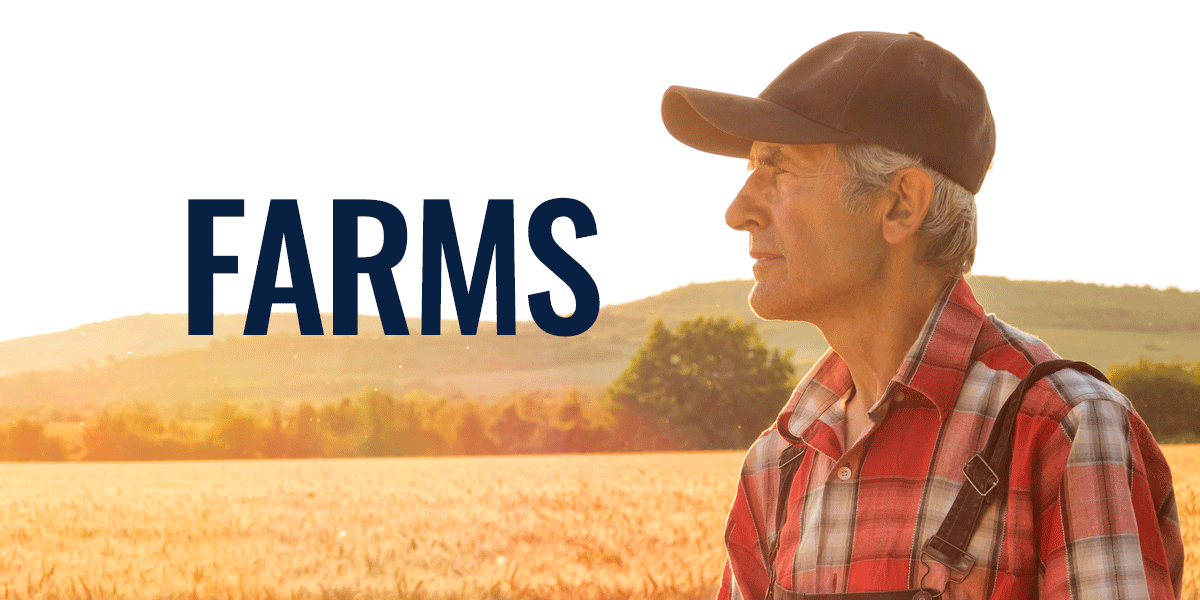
[776,277,987,453]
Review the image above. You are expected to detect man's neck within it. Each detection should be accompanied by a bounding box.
[818,268,952,444]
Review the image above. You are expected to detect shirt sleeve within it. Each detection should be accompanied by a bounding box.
[1039,397,1183,600]
[717,558,742,600]
[719,469,770,600]
[719,431,800,600]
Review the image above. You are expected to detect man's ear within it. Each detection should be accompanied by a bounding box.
[881,167,934,245]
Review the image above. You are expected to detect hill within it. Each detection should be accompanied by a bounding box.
[1,276,1199,413]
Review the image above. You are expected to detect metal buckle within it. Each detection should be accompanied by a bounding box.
[921,535,977,577]
[961,454,998,497]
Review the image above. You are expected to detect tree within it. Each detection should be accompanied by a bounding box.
[609,316,796,449]
[288,402,325,457]
[452,405,497,455]
[207,402,262,458]
[357,390,444,457]
[489,403,538,453]
[262,408,288,458]
[3,419,67,461]
[82,404,172,460]
[1110,358,1200,441]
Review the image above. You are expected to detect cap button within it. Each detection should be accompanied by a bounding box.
[908,31,925,39]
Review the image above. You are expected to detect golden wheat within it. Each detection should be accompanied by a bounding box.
[1158,445,1200,599]
[2,447,1198,599]
[0,453,743,599]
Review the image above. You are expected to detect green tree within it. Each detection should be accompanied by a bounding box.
[609,316,796,449]
[82,404,174,460]
[1110,357,1200,441]
[357,390,444,457]
[207,403,262,458]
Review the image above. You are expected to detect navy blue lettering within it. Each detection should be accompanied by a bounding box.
[332,200,408,335]
[188,199,243,335]
[421,199,515,335]
[528,198,598,336]
[245,200,323,335]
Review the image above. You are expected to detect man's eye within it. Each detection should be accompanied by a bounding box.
[748,158,788,176]
[749,163,785,175]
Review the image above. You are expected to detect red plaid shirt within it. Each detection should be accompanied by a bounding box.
[718,278,1183,600]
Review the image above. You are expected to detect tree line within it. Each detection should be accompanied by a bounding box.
[2,316,1199,460]
[1109,357,1200,443]
[1,389,602,461]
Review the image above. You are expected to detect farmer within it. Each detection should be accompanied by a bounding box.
[661,31,1182,599]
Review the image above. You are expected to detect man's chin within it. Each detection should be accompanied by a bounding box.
[747,284,797,322]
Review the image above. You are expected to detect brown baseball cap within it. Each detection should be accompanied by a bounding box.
[661,31,995,194]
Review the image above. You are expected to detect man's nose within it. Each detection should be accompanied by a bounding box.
[726,172,767,232]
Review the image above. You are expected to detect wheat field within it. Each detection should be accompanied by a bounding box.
[1161,445,1200,598]
[2,448,1198,600]
[0,453,742,599]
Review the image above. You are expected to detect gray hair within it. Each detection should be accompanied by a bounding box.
[836,143,978,276]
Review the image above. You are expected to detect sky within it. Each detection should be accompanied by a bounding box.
[1,1,1197,343]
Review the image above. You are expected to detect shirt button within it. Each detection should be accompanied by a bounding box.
[837,466,853,481]
[896,391,906,402]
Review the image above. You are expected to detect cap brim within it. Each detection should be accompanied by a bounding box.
[661,85,857,158]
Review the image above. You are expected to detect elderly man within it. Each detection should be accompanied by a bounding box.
[661,32,1182,600]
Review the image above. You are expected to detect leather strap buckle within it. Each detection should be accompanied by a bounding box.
[921,535,976,577]
[961,454,998,497]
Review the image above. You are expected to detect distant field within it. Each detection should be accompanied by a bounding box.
[4,276,1199,409]
[2,449,1197,599]
[1019,327,1200,373]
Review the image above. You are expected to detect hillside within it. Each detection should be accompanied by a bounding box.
[1,276,1198,411]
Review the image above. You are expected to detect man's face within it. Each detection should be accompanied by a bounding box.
[726,142,886,323]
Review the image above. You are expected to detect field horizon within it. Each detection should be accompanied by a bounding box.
[3,276,1199,415]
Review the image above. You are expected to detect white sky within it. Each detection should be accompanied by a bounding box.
[1,1,1197,343]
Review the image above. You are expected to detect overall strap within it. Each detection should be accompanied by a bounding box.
[921,359,1109,576]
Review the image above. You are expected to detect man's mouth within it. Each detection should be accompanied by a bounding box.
[749,251,783,276]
